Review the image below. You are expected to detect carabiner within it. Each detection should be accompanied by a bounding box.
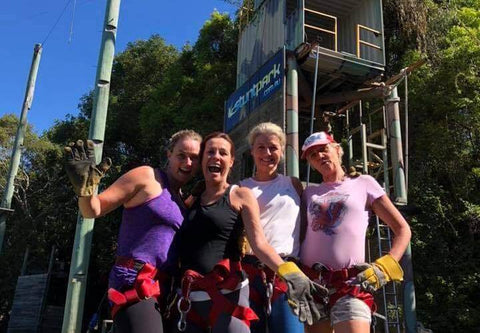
[266,282,274,315]
[176,296,191,332]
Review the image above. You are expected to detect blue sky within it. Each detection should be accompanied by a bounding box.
[0,0,237,134]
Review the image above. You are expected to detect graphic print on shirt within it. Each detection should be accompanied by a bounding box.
[308,192,349,235]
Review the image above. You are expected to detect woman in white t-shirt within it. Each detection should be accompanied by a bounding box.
[240,122,305,333]
[300,131,411,333]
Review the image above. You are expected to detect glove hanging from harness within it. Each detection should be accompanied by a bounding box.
[64,139,112,196]
[277,261,329,325]
[354,254,403,292]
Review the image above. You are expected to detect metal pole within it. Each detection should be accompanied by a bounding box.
[62,0,120,331]
[0,44,42,254]
[385,87,416,332]
[286,53,299,177]
[385,87,407,205]
[20,247,30,275]
[306,45,320,185]
[401,242,417,333]
[404,74,409,193]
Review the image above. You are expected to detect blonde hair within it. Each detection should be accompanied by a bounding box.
[247,122,286,149]
[332,142,344,160]
[167,129,202,152]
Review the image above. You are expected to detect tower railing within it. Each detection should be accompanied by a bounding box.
[304,7,337,51]
[356,24,382,59]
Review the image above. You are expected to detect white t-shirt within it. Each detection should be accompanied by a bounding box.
[300,175,385,270]
[240,174,301,257]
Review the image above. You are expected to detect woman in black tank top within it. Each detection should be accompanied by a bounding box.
[176,132,328,333]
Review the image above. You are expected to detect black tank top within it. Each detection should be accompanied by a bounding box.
[178,185,244,274]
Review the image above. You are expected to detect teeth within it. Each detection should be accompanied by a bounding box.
[208,166,221,173]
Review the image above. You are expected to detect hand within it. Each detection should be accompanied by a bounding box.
[278,262,329,325]
[64,139,112,196]
[354,254,403,292]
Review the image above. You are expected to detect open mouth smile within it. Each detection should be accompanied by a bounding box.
[207,165,222,173]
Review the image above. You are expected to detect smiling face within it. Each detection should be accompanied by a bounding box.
[305,143,342,177]
[167,137,201,186]
[202,137,234,184]
[251,133,283,178]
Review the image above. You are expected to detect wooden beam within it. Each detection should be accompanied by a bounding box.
[315,85,391,106]
[385,58,427,85]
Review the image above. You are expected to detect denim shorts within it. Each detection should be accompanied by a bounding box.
[330,295,372,325]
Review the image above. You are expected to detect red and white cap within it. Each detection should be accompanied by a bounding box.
[301,131,336,159]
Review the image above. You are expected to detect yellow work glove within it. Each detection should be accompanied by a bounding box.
[278,261,328,325]
[355,254,403,292]
[64,140,112,197]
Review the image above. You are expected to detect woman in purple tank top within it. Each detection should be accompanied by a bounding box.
[64,130,202,333]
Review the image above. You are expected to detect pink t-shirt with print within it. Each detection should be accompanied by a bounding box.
[300,175,385,270]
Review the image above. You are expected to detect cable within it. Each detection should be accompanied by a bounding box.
[41,0,74,46]
[68,0,78,44]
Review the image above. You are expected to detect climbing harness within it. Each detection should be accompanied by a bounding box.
[107,257,168,318]
[176,259,258,331]
[242,255,289,316]
[301,262,376,312]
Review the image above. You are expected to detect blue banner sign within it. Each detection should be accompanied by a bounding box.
[225,49,284,132]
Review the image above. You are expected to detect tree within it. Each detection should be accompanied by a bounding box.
[398,1,480,331]
[140,11,238,152]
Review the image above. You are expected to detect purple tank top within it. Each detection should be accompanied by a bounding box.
[109,170,184,290]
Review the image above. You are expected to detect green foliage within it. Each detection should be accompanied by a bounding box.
[140,11,237,158]
[391,1,480,331]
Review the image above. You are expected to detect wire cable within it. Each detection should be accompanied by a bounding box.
[68,0,78,44]
[41,0,74,46]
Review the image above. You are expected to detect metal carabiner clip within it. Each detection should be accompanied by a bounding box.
[266,282,274,315]
[177,296,191,332]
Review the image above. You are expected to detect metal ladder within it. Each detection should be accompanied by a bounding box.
[345,102,402,333]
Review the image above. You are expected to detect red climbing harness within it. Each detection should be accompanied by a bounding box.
[107,257,168,318]
[301,263,376,312]
[176,259,258,331]
[242,255,288,314]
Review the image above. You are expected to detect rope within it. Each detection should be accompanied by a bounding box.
[404,72,409,195]
[41,0,74,46]
[68,0,78,44]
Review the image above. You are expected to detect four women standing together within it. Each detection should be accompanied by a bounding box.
[65,122,411,333]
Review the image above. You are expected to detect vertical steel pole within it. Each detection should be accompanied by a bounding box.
[385,87,407,205]
[0,44,42,254]
[401,243,417,333]
[385,87,416,332]
[61,1,120,332]
[286,53,299,177]
[306,45,320,185]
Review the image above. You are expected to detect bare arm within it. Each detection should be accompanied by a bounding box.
[79,166,158,218]
[372,195,412,261]
[231,186,284,271]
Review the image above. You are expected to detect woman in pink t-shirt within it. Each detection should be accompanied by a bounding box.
[299,132,411,333]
